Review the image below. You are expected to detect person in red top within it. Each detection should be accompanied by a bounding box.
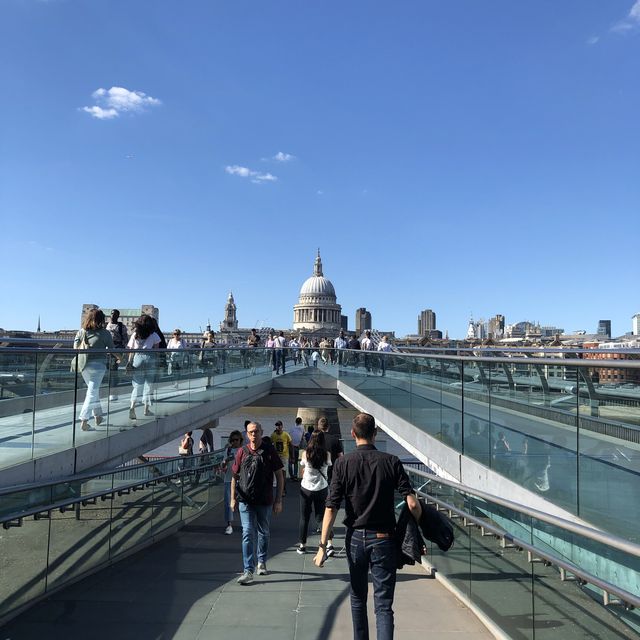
[230,421,284,585]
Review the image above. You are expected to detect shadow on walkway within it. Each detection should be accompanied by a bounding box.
[1,481,490,640]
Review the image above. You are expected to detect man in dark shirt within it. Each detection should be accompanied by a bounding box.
[231,421,284,585]
[347,334,361,368]
[316,416,344,556]
[314,413,421,640]
[317,416,343,482]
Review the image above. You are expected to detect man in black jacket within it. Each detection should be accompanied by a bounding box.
[314,413,421,640]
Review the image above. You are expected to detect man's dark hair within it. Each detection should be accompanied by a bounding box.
[244,420,251,428]
[295,417,302,425]
[352,413,376,440]
[317,416,328,431]
[111,309,120,321]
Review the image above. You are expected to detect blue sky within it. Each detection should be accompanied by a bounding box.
[1,1,639,338]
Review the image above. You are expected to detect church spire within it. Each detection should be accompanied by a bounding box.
[313,249,323,277]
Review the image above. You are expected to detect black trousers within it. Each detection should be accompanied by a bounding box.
[298,486,327,544]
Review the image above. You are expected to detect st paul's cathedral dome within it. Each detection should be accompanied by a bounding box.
[293,251,341,333]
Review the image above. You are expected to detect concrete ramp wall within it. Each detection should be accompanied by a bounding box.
[1,380,272,487]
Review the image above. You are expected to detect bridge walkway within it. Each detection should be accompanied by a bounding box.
[1,481,491,640]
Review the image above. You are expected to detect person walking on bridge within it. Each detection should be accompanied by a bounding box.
[274,331,287,374]
[334,330,348,366]
[231,421,284,585]
[377,335,392,376]
[315,413,422,640]
[126,315,161,420]
[105,309,128,401]
[74,308,115,431]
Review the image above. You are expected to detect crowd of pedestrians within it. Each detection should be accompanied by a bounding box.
[72,312,422,638]
[73,309,394,427]
[218,412,421,640]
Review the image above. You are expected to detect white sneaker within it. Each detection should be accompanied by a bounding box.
[326,544,335,557]
[224,525,233,535]
[237,571,253,585]
[109,395,118,401]
[256,562,268,575]
[296,544,306,555]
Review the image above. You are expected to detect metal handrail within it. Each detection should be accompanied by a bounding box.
[0,454,224,527]
[3,345,640,367]
[0,450,226,498]
[408,468,640,558]
[418,489,640,610]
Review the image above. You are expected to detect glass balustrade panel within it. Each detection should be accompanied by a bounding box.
[109,482,154,557]
[576,361,639,542]
[32,350,78,458]
[151,476,185,536]
[462,360,492,469]
[0,349,38,468]
[46,497,111,590]
[0,517,49,620]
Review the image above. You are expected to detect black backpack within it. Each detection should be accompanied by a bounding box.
[236,445,270,505]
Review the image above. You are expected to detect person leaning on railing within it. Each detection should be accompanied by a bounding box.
[73,308,115,432]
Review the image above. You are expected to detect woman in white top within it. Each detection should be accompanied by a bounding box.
[166,328,187,376]
[297,430,332,554]
[126,315,161,420]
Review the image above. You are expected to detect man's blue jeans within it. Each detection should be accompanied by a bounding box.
[346,529,397,640]
[239,502,271,572]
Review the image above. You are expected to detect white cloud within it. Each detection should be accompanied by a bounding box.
[225,165,252,177]
[81,86,161,119]
[81,105,119,120]
[252,172,277,183]
[225,165,278,184]
[587,35,600,45]
[612,0,640,33]
[273,151,295,162]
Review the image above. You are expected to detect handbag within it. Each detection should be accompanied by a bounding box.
[70,330,89,372]
[179,436,191,455]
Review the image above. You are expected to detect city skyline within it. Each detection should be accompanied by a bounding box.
[1,2,639,337]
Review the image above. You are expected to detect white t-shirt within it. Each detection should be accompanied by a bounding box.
[167,338,186,349]
[288,425,305,448]
[128,332,161,350]
[300,451,331,492]
[361,337,373,350]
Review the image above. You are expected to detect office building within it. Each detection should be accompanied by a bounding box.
[488,314,505,339]
[418,309,436,337]
[597,320,611,339]
[355,307,372,334]
[81,304,159,334]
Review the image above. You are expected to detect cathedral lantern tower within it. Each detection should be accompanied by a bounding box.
[220,292,238,331]
[293,250,341,334]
